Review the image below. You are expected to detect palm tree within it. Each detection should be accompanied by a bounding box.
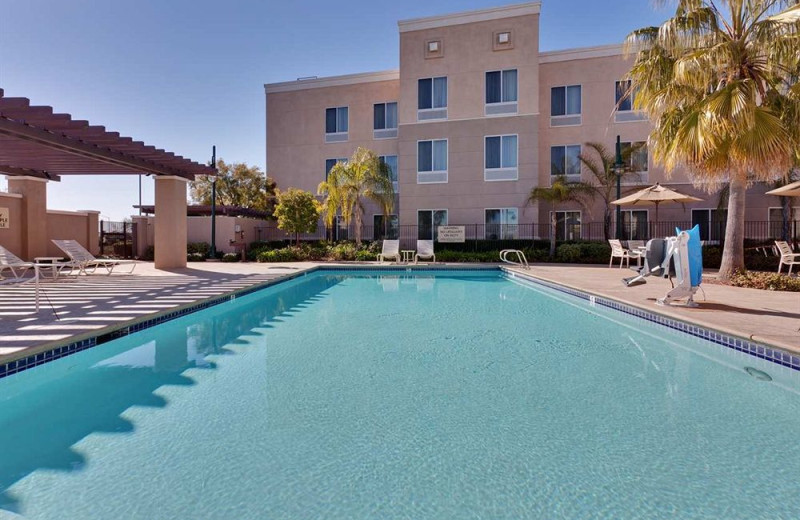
[317,147,395,246]
[578,142,645,240]
[527,176,594,258]
[625,0,800,281]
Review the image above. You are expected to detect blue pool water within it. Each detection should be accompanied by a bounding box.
[1,270,799,519]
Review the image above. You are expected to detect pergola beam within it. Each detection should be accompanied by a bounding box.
[0,165,61,181]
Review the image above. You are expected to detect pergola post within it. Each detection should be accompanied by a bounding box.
[154,175,188,269]
[7,175,48,260]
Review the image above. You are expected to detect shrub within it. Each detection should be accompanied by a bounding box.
[330,242,357,261]
[187,252,206,262]
[728,270,800,292]
[141,246,155,261]
[355,250,376,261]
[187,242,211,257]
[221,252,240,263]
[555,244,582,263]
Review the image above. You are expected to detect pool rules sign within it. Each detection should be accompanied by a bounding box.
[0,208,8,229]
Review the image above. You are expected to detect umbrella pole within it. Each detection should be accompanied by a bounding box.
[654,202,659,238]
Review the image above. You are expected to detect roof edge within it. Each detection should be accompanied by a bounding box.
[539,43,625,63]
[265,70,400,94]
[398,2,540,33]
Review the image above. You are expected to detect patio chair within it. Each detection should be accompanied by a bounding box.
[608,239,640,269]
[377,240,400,263]
[52,239,136,275]
[415,240,436,264]
[775,241,800,275]
[0,245,45,310]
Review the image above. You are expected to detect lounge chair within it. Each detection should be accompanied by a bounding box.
[0,245,46,311]
[775,241,800,275]
[377,240,400,263]
[414,240,435,263]
[608,239,641,268]
[52,239,136,275]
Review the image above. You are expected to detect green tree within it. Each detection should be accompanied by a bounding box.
[625,0,800,280]
[317,147,394,246]
[526,176,594,258]
[273,188,322,245]
[578,142,645,241]
[190,160,277,216]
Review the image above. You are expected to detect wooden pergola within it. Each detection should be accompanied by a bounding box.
[0,88,215,268]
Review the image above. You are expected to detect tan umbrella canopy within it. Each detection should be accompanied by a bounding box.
[611,183,703,224]
[766,180,800,197]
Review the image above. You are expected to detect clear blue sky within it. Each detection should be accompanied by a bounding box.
[0,0,671,220]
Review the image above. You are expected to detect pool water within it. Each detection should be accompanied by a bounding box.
[1,270,799,519]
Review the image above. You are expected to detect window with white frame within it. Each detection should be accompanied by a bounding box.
[418,77,448,120]
[418,209,448,240]
[550,85,581,126]
[485,135,518,181]
[768,206,800,239]
[691,209,726,242]
[620,209,649,240]
[485,69,518,115]
[551,211,582,241]
[550,145,581,178]
[325,107,348,142]
[378,155,399,193]
[373,102,398,139]
[417,139,447,183]
[373,214,399,240]
[485,208,519,239]
[615,80,647,122]
[325,158,348,180]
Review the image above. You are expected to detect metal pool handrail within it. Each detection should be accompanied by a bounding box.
[500,249,529,269]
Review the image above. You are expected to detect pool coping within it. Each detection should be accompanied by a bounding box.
[1,263,796,379]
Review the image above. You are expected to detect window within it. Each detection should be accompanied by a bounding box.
[418,210,448,240]
[333,215,349,241]
[615,80,647,122]
[373,214,399,240]
[620,210,649,240]
[692,209,726,242]
[374,102,398,139]
[551,211,582,240]
[485,208,519,239]
[418,77,448,120]
[621,141,649,173]
[485,135,518,181]
[485,69,518,115]
[768,207,800,240]
[550,145,581,177]
[551,85,581,126]
[378,155,398,193]
[325,107,348,142]
[417,139,448,183]
[325,158,347,180]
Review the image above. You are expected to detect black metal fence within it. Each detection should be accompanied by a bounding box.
[100,221,135,258]
[253,220,799,251]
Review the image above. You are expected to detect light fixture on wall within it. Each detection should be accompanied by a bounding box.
[497,32,510,44]
[428,41,439,52]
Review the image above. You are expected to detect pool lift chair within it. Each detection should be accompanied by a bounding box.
[622,227,703,308]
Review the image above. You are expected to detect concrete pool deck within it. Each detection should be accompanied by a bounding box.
[0,261,798,367]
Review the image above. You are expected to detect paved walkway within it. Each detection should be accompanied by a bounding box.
[507,264,800,352]
[1,262,798,365]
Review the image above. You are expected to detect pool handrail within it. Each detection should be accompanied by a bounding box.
[500,249,529,269]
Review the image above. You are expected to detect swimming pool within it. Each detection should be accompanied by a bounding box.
[1,269,799,519]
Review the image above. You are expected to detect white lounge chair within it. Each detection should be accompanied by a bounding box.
[52,239,136,275]
[0,245,44,310]
[377,240,400,263]
[415,240,435,263]
[608,239,641,268]
[775,241,800,275]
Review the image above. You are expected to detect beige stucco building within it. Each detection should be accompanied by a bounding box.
[265,2,793,243]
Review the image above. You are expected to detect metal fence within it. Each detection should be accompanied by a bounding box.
[253,220,799,251]
[100,220,135,258]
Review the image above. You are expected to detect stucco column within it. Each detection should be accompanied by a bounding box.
[82,210,100,255]
[131,215,150,258]
[7,176,48,260]
[154,175,188,269]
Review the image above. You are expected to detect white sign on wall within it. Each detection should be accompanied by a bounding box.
[0,208,8,229]
[438,225,465,243]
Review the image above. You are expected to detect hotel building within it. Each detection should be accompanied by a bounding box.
[265,2,787,242]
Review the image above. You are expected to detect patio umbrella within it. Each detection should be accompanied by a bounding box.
[611,183,703,225]
[766,180,800,197]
